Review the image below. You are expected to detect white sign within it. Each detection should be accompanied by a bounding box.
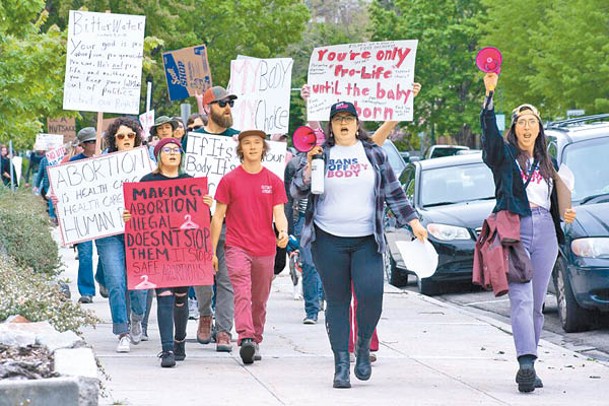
[183,132,286,200]
[139,110,155,140]
[228,57,293,134]
[36,134,64,151]
[63,10,146,114]
[307,40,418,122]
[48,147,154,245]
[45,144,69,167]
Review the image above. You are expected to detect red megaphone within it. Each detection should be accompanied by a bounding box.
[293,126,318,152]
[476,47,503,74]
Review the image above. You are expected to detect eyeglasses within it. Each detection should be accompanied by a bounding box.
[516,118,539,127]
[332,115,356,124]
[115,132,136,140]
[161,147,182,154]
[212,99,235,108]
[187,125,203,131]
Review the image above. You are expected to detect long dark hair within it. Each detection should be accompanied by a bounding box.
[324,120,372,147]
[105,117,143,153]
[505,106,554,183]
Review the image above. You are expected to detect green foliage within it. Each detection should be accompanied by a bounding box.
[0,188,61,276]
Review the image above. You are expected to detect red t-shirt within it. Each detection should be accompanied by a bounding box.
[215,166,287,256]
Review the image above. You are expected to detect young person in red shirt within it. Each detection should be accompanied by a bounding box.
[210,130,289,365]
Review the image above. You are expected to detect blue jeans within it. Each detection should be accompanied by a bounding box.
[76,241,95,297]
[294,213,323,319]
[95,234,147,335]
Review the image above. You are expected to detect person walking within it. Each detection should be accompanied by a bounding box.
[211,129,288,365]
[124,137,213,367]
[481,73,576,393]
[291,101,427,389]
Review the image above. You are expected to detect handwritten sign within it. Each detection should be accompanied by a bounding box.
[35,134,64,151]
[48,147,154,245]
[45,144,69,167]
[139,110,155,140]
[63,10,146,114]
[183,132,286,199]
[228,57,293,134]
[47,118,77,144]
[162,45,213,101]
[307,40,418,122]
[124,177,214,289]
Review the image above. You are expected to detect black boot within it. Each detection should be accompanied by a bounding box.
[333,351,351,389]
[354,336,372,381]
[516,355,536,393]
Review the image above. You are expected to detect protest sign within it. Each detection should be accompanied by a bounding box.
[183,132,286,199]
[139,110,155,140]
[123,177,214,289]
[63,10,146,114]
[47,118,77,144]
[162,45,213,101]
[35,134,64,151]
[48,147,154,246]
[46,144,69,167]
[307,40,418,121]
[228,57,293,134]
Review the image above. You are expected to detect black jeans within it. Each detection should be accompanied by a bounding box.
[311,226,383,352]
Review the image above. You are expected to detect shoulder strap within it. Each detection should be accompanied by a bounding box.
[522,158,538,189]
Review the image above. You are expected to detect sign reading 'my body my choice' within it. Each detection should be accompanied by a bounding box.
[229,57,293,134]
[63,11,146,114]
[48,147,154,246]
[123,177,214,290]
[307,40,418,122]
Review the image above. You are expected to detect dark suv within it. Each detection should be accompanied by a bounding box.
[545,114,609,332]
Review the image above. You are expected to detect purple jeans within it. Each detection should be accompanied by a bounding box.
[508,207,558,358]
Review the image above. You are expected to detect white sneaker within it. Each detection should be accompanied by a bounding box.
[130,316,142,345]
[188,298,199,320]
[116,335,131,353]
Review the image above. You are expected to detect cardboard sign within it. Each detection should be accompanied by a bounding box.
[45,144,69,167]
[139,110,155,140]
[35,134,64,151]
[123,177,214,289]
[162,45,212,101]
[63,10,146,114]
[228,57,293,134]
[48,147,154,245]
[307,40,418,121]
[183,132,286,199]
[47,118,77,144]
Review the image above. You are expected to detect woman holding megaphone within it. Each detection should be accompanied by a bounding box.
[291,100,427,389]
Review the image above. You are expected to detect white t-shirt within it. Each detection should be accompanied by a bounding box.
[519,158,552,210]
[315,141,376,236]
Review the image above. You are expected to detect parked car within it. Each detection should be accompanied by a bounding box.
[545,114,609,332]
[381,139,406,178]
[385,152,495,295]
[424,144,470,159]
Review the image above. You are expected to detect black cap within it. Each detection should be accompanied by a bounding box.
[329,101,358,121]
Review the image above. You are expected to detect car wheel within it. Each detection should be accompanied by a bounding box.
[553,256,592,333]
[386,251,409,288]
[417,277,440,296]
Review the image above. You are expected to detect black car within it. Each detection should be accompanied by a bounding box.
[545,114,609,332]
[385,152,495,295]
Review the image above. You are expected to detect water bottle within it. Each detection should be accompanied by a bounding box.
[311,153,325,195]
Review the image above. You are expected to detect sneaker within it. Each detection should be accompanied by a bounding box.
[99,285,109,299]
[174,339,186,361]
[516,365,536,393]
[216,331,233,352]
[240,339,256,365]
[130,316,143,345]
[158,351,176,368]
[116,334,131,353]
[197,315,213,344]
[188,298,199,320]
[141,327,149,342]
[303,316,317,325]
[254,342,262,361]
[78,295,93,304]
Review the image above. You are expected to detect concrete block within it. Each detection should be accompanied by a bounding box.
[0,377,79,406]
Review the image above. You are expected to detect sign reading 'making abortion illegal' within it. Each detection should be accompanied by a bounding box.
[123,177,214,290]
[48,147,154,246]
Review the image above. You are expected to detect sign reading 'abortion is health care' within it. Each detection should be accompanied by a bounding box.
[48,147,154,246]
[123,177,214,290]
[307,40,418,122]
[63,11,146,114]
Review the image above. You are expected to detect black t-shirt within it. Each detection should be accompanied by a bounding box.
[139,172,192,182]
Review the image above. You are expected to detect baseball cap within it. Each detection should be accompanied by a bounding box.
[77,127,97,143]
[203,86,238,106]
[238,130,267,142]
[329,101,358,121]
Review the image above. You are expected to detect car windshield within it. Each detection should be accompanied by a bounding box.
[562,136,609,203]
[381,141,406,178]
[420,162,495,207]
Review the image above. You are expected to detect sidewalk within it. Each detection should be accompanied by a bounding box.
[57,232,608,405]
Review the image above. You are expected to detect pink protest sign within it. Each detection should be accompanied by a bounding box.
[307,40,418,122]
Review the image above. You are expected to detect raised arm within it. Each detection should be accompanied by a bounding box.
[370,82,421,146]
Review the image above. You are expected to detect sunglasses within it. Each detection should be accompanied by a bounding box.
[115,132,136,140]
[83,140,96,144]
[212,99,235,108]
[161,147,182,154]
[187,125,203,131]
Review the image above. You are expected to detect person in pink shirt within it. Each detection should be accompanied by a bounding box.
[210,129,289,365]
